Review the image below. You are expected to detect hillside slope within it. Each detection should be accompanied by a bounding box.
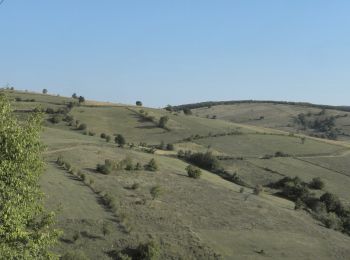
[2,89,350,259]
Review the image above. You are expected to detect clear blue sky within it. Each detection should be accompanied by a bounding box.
[0,1,349,107]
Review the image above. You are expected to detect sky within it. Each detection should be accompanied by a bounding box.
[0,1,349,107]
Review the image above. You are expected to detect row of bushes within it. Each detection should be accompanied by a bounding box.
[96,158,159,175]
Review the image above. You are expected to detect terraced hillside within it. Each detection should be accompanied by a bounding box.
[2,89,350,259]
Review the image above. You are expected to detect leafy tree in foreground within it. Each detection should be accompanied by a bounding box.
[0,95,59,259]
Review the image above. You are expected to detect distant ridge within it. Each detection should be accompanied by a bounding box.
[171,100,350,112]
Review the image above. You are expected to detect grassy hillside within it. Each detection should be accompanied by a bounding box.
[3,89,350,259]
[190,102,350,141]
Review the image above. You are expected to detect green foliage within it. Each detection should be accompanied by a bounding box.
[136,241,160,260]
[50,114,61,124]
[96,159,114,175]
[78,123,87,130]
[184,151,220,172]
[145,159,158,171]
[78,96,85,104]
[150,185,162,200]
[253,185,263,195]
[102,221,112,237]
[309,177,325,190]
[158,116,169,129]
[115,134,126,147]
[42,88,48,94]
[186,165,202,179]
[0,95,59,259]
[183,108,192,115]
[136,101,143,106]
[61,250,89,260]
[166,143,174,151]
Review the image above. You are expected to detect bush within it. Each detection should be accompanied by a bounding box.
[46,107,55,114]
[186,165,201,179]
[88,131,96,136]
[96,159,114,175]
[102,193,117,211]
[320,192,341,212]
[61,250,89,260]
[144,159,158,171]
[150,186,162,200]
[42,89,48,94]
[158,116,169,129]
[183,108,192,115]
[186,151,220,171]
[322,212,343,230]
[166,143,174,151]
[253,184,263,195]
[100,133,106,139]
[78,123,87,130]
[136,101,143,106]
[136,241,160,260]
[105,135,111,142]
[115,134,126,147]
[309,177,325,190]
[50,115,61,124]
[131,183,140,190]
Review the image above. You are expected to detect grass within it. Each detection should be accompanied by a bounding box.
[3,89,350,259]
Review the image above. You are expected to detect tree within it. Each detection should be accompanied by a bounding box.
[42,88,48,94]
[0,95,59,258]
[72,93,78,99]
[136,101,143,106]
[115,134,126,147]
[78,96,85,104]
[158,116,169,129]
[309,177,325,190]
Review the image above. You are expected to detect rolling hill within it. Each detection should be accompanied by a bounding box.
[2,89,350,259]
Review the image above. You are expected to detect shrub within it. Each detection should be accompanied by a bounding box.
[105,135,111,142]
[96,159,114,175]
[309,177,325,190]
[102,193,117,211]
[136,241,160,260]
[88,131,96,136]
[115,134,126,147]
[78,96,85,104]
[274,151,289,157]
[136,101,143,106]
[100,133,106,139]
[42,89,48,94]
[158,116,169,129]
[102,221,112,237]
[50,115,61,124]
[320,192,341,212]
[239,187,245,193]
[166,143,174,151]
[150,185,162,200]
[183,108,192,115]
[322,212,343,230]
[144,159,158,171]
[131,183,140,190]
[253,185,263,195]
[61,250,89,260]
[186,165,202,179]
[78,123,87,130]
[134,162,142,171]
[186,151,220,171]
[46,107,55,114]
